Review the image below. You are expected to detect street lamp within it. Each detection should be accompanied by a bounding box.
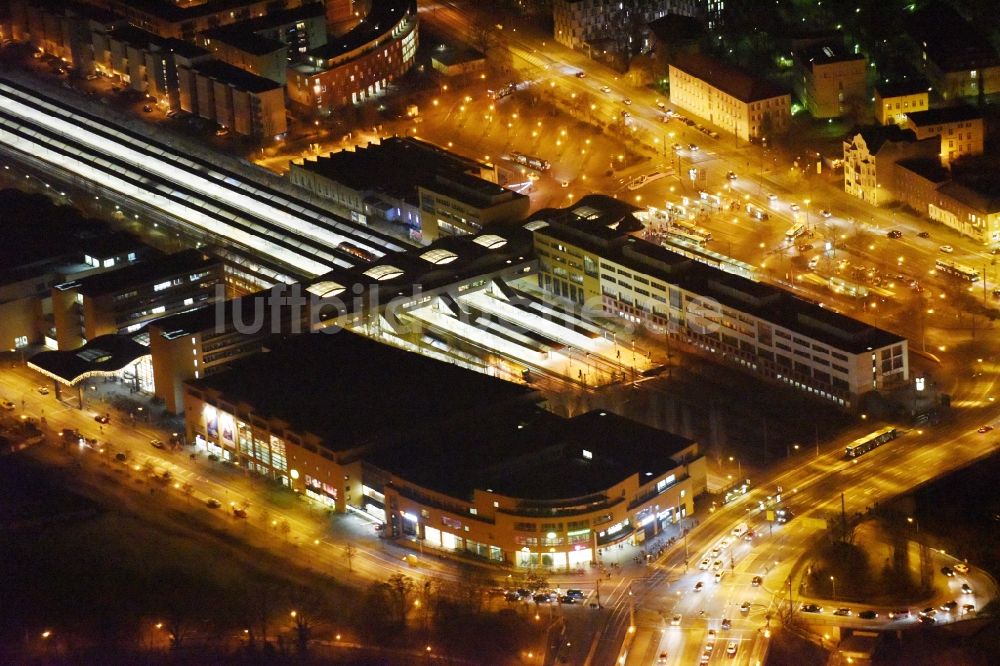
[830,575,836,599]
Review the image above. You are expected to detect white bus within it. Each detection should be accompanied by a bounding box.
[785,222,806,241]
[935,259,980,282]
[664,230,708,247]
[627,171,669,190]
[672,219,713,241]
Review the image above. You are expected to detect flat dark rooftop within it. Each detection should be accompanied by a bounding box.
[896,157,950,183]
[63,249,217,298]
[906,105,983,127]
[108,0,270,24]
[295,136,494,204]
[797,43,865,66]
[202,26,285,56]
[309,0,415,61]
[371,408,693,501]
[906,3,1000,72]
[671,53,788,103]
[193,59,282,92]
[876,78,931,98]
[186,331,535,450]
[107,24,210,59]
[0,190,126,285]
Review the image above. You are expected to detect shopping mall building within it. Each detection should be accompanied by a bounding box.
[182,331,705,569]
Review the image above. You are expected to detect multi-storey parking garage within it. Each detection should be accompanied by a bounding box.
[0,77,408,284]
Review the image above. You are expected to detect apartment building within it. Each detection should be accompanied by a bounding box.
[669,53,790,141]
[529,196,908,409]
[51,250,224,351]
[177,59,287,137]
[842,125,938,206]
[874,80,930,125]
[894,159,1000,245]
[904,105,984,167]
[905,3,1000,100]
[287,0,418,113]
[553,0,678,54]
[793,44,867,119]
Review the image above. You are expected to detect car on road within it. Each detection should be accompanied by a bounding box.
[600,85,611,93]
[206,498,222,509]
[978,425,993,433]
[622,98,632,105]
[918,231,930,238]
[505,591,521,602]
[963,603,975,614]
[694,581,704,592]
[953,563,970,574]
[95,414,110,423]
[710,547,722,557]
[699,558,711,570]
[714,571,725,583]
[820,209,833,218]
[752,575,763,587]
[858,610,879,619]
[232,506,247,519]
[727,641,738,656]
[688,143,699,151]
[919,614,936,625]
[0,399,14,410]
[150,439,166,449]
[940,600,958,613]
[656,100,667,110]
[726,171,737,180]
[142,105,152,113]
[833,608,852,616]
[789,203,801,212]
[558,595,576,604]
[37,386,49,395]
[657,652,668,665]
[566,589,584,600]
[942,566,955,577]
[797,243,813,253]
[707,628,716,639]
[712,559,724,571]
[962,583,973,594]
[740,601,751,613]
[919,608,936,618]
[801,604,822,613]
[767,193,778,202]
[939,244,954,253]
[888,609,910,620]
[721,618,731,630]
[887,230,903,239]
[533,593,555,604]
[114,452,128,462]
[670,614,682,626]
[574,71,586,78]
[673,143,683,152]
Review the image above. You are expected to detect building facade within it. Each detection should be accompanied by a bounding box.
[287,0,418,114]
[288,137,527,241]
[874,81,930,125]
[529,197,908,409]
[794,44,867,119]
[842,126,938,206]
[669,53,790,141]
[553,0,679,54]
[904,106,984,168]
[176,59,287,137]
[894,160,1000,245]
[51,250,224,351]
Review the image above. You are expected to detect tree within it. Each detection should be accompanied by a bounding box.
[387,573,415,627]
[344,543,356,573]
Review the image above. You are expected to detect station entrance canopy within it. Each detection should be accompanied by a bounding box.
[29,335,150,387]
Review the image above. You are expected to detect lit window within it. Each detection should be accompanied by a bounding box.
[363,265,404,281]
[473,234,507,249]
[420,248,458,265]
